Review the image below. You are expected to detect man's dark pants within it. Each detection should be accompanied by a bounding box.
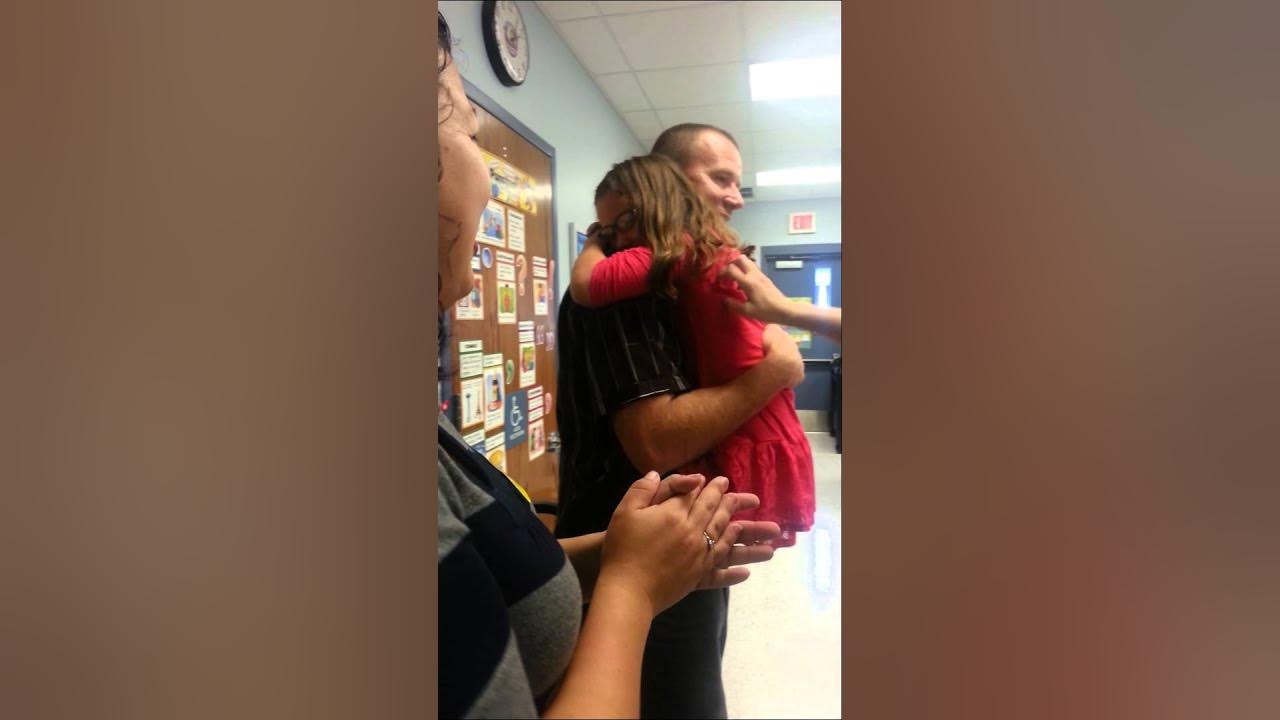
[640,587,730,719]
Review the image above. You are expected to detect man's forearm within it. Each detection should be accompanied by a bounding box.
[612,360,787,474]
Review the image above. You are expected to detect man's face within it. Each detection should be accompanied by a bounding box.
[680,131,745,220]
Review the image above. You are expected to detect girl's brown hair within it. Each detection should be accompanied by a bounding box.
[594,154,746,299]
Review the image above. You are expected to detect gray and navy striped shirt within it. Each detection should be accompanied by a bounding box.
[438,415,582,718]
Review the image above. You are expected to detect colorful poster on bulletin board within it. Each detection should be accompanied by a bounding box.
[482,150,538,215]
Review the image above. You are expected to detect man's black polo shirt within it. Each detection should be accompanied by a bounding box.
[554,292,692,538]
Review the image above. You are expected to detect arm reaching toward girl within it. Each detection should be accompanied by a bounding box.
[719,255,841,341]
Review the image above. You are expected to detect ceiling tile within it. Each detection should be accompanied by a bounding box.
[656,103,751,137]
[606,3,742,71]
[623,110,664,139]
[557,17,632,74]
[597,1,722,15]
[750,96,842,131]
[595,72,652,113]
[742,0,841,63]
[636,63,749,108]
[752,125,842,154]
[753,145,842,174]
[536,0,600,22]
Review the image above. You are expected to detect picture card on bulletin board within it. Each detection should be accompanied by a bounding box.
[528,386,543,421]
[496,250,516,281]
[496,280,517,324]
[533,279,549,316]
[483,361,505,430]
[519,341,536,388]
[455,274,483,320]
[528,419,545,461]
[505,389,528,448]
[478,199,507,247]
[459,377,484,429]
[507,209,526,252]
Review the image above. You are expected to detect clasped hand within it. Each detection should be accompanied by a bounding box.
[599,472,780,617]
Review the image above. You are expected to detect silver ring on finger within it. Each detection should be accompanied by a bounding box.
[702,530,716,552]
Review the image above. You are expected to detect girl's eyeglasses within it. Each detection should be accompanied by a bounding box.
[586,209,639,248]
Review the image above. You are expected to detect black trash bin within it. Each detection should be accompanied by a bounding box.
[830,353,841,454]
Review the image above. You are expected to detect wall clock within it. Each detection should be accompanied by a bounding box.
[482,1,530,87]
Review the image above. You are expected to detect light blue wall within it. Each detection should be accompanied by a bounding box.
[731,197,843,250]
[439,1,643,294]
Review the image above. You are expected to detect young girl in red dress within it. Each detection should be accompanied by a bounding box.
[570,154,814,547]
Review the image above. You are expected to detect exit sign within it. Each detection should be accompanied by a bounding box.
[788,212,816,234]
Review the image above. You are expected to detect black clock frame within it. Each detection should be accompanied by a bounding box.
[482,0,528,87]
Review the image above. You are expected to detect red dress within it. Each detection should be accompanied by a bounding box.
[589,244,815,546]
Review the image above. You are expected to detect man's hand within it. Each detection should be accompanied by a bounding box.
[761,323,805,388]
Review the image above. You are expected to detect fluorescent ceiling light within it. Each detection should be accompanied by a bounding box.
[756,166,841,186]
[749,55,841,101]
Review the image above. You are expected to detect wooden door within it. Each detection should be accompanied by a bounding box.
[448,99,559,508]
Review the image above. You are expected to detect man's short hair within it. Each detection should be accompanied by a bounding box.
[651,123,739,168]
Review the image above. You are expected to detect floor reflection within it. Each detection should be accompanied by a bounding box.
[723,433,842,719]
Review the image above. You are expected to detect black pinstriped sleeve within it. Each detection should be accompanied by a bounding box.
[575,295,691,414]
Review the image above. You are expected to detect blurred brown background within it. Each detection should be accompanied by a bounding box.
[844,2,1280,718]
[1,1,439,717]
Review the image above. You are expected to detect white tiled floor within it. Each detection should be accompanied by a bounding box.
[723,433,842,719]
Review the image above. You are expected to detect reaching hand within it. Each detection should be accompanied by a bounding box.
[720,255,793,325]
[721,255,842,341]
